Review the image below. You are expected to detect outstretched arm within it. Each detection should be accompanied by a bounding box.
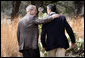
[34,14,60,24]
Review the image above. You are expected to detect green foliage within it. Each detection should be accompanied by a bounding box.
[65,32,84,57]
[1,1,84,18]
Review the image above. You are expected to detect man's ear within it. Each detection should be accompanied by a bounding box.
[49,9,52,12]
[29,10,32,14]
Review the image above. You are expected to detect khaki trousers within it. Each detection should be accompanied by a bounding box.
[48,48,66,57]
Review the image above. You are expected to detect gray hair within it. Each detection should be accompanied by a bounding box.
[26,5,36,12]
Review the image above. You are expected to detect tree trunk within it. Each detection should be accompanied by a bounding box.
[11,1,21,20]
[74,1,84,16]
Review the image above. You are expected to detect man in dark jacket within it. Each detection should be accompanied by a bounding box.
[41,4,76,57]
[17,5,60,57]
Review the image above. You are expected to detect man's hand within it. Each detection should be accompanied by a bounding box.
[52,14,60,19]
[71,43,76,48]
[52,14,63,19]
[43,47,47,50]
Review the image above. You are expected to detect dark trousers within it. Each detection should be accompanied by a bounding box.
[20,48,40,57]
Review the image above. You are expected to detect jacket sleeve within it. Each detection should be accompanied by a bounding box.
[34,16,54,24]
[17,22,21,43]
[41,24,47,48]
[64,16,76,43]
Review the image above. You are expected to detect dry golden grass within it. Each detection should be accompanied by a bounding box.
[66,16,84,39]
[1,17,22,57]
[1,16,84,57]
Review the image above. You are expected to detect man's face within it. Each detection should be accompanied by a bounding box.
[47,7,51,15]
[30,7,37,15]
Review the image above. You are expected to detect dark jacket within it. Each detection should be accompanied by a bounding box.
[41,13,76,51]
